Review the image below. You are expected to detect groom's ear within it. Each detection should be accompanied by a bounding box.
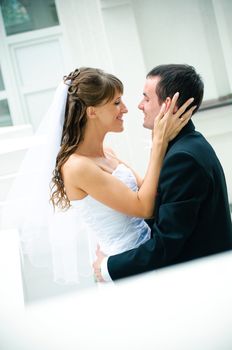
[165,97,178,113]
[164,97,171,112]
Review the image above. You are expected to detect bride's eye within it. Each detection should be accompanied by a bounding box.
[114,99,121,105]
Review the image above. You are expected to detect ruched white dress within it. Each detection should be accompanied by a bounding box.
[71,163,151,256]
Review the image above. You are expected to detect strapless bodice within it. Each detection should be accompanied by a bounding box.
[71,163,151,255]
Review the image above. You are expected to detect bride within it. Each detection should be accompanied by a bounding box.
[2,67,194,285]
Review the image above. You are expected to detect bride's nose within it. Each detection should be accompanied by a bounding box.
[122,102,128,114]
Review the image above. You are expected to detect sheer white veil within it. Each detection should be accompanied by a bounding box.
[1,81,94,284]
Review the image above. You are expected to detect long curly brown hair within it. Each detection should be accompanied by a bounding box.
[50,67,123,210]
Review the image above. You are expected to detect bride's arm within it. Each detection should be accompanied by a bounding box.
[68,95,195,218]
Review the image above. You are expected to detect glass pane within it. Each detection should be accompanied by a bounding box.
[0,99,12,127]
[0,68,5,91]
[0,0,59,36]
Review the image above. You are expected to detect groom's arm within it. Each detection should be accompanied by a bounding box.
[106,152,209,280]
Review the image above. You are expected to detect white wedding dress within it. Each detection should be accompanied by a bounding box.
[49,163,151,285]
[71,163,151,256]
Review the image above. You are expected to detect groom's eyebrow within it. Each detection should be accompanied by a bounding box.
[143,92,149,98]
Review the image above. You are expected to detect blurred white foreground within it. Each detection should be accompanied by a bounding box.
[1,238,232,350]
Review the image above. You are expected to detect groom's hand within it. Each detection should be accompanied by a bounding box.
[93,245,106,282]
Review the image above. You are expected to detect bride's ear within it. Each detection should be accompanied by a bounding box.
[86,106,97,119]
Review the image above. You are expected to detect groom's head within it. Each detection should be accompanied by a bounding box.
[138,64,204,130]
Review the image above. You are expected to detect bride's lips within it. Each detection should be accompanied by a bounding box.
[116,115,123,122]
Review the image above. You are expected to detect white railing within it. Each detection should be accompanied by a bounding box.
[1,250,232,349]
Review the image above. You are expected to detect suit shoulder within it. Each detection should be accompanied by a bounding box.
[170,131,215,157]
[167,130,223,173]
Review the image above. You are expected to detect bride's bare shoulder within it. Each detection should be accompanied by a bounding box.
[62,154,96,176]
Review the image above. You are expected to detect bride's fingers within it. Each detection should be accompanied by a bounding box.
[169,107,195,140]
[180,105,197,120]
[174,97,195,119]
[168,92,180,114]
[172,105,196,136]
[179,105,197,126]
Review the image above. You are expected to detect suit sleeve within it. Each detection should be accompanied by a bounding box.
[107,151,210,280]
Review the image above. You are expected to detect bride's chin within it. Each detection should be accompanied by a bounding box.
[110,126,124,133]
[116,127,124,133]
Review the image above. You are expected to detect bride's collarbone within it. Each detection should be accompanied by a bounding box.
[93,157,120,174]
[68,152,120,174]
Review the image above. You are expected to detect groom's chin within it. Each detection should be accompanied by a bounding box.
[143,122,152,130]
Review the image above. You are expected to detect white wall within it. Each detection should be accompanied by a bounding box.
[193,106,232,202]
[132,0,230,100]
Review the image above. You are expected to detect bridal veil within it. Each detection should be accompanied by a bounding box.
[1,81,95,284]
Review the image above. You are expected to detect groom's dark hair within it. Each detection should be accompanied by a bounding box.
[147,64,204,114]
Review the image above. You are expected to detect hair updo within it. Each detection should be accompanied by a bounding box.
[50,67,123,209]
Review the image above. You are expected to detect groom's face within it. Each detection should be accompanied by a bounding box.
[138,76,162,130]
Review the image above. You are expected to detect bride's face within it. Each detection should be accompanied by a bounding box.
[90,92,128,133]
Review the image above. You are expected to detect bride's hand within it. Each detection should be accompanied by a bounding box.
[153,92,196,144]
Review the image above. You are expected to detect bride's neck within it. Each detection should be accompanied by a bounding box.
[76,127,106,158]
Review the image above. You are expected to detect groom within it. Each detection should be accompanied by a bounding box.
[93,64,232,282]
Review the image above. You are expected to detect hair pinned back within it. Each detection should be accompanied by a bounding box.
[50,67,123,209]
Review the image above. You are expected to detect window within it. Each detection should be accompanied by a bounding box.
[0,68,12,127]
[0,0,59,36]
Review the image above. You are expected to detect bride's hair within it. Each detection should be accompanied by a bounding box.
[50,67,123,209]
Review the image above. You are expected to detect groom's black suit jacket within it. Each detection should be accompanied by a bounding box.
[108,120,232,280]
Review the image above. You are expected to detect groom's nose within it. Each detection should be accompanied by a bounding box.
[138,100,144,110]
